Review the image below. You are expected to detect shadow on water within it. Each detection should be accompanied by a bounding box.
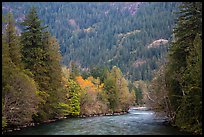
[4,109,192,135]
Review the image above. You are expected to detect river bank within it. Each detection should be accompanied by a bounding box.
[3,109,191,135]
[2,111,128,134]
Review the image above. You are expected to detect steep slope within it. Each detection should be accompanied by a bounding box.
[2,2,181,81]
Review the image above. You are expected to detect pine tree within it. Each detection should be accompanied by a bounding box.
[2,13,39,127]
[5,12,22,67]
[165,2,202,134]
[41,32,65,118]
[20,6,47,71]
[20,6,49,121]
[21,7,68,121]
[104,68,117,112]
[2,27,13,128]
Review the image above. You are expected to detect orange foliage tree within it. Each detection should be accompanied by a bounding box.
[76,76,108,115]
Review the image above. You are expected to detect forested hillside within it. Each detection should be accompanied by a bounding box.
[2,6,135,132]
[2,2,202,135]
[2,2,180,81]
[145,2,202,134]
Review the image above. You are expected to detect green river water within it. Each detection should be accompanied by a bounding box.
[4,109,191,135]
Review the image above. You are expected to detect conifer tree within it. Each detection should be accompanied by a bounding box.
[5,12,22,67]
[20,6,47,76]
[41,32,66,118]
[21,7,68,121]
[104,66,134,112]
[20,6,49,121]
[165,2,202,134]
[2,13,39,127]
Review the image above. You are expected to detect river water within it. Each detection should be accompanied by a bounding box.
[5,109,191,135]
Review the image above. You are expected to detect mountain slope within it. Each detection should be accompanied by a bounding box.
[2,2,181,81]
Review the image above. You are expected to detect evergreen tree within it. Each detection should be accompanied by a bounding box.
[20,6,49,122]
[2,13,39,127]
[41,32,65,118]
[5,12,22,67]
[165,2,202,134]
[69,61,80,80]
[104,66,134,112]
[2,27,13,128]
[2,2,180,82]
[104,68,117,112]
[20,6,48,73]
[20,6,65,122]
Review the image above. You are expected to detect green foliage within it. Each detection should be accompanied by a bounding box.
[4,12,22,67]
[175,91,202,134]
[2,12,40,127]
[104,66,135,112]
[2,101,7,129]
[135,87,143,105]
[42,32,65,118]
[20,6,47,71]
[165,2,202,134]
[89,66,109,83]
[69,62,80,80]
[57,102,70,116]
[20,6,66,122]
[104,69,117,112]
[174,33,202,134]
[65,79,81,116]
[2,3,183,131]
[2,2,180,82]
[2,117,7,129]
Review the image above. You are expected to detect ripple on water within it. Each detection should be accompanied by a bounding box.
[6,110,191,135]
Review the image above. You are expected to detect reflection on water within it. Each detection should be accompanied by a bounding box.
[5,109,191,135]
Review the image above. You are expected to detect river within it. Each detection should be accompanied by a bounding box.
[4,109,191,135]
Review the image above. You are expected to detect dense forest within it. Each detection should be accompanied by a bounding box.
[2,2,202,135]
[146,2,202,134]
[2,6,135,131]
[2,2,180,81]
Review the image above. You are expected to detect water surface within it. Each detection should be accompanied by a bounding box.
[6,109,191,135]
